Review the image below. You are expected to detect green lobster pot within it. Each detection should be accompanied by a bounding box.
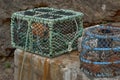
[11,7,83,58]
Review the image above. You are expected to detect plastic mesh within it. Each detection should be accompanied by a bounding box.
[11,7,83,57]
[80,25,120,77]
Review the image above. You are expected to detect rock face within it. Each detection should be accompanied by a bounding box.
[14,49,120,80]
[0,0,120,57]
[14,49,82,80]
[0,0,120,25]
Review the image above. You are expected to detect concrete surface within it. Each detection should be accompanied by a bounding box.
[14,49,120,80]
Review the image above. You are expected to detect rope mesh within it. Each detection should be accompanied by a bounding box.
[80,25,120,77]
[11,7,83,57]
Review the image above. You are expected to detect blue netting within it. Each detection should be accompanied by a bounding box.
[80,25,120,77]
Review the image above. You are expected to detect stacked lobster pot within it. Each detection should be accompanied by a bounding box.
[80,25,120,77]
[11,7,83,58]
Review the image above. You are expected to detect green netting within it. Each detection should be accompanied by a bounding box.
[11,7,83,58]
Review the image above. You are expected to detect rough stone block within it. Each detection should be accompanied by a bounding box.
[14,49,120,80]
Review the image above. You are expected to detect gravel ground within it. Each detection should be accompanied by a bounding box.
[0,59,14,80]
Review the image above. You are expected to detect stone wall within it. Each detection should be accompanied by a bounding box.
[0,0,120,59]
[0,0,120,25]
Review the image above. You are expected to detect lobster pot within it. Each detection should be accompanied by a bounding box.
[80,25,120,77]
[11,7,83,58]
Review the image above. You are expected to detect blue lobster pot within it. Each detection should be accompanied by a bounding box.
[80,25,120,77]
[97,29,113,48]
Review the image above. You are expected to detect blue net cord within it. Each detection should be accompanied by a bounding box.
[80,25,120,77]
